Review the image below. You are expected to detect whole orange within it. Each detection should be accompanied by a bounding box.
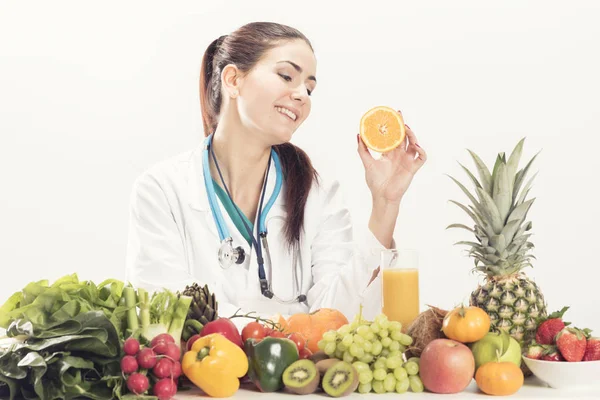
[475,361,524,396]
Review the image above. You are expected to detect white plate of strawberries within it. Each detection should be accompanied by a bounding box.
[522,306,600,390]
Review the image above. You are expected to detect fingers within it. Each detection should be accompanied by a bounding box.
[414,141,427,165]
[401,118,427,167]
[404,124,418,148]
[357,134,374,168]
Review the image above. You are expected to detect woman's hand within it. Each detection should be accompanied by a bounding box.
[357,112,427,205]
[357,111,427,250]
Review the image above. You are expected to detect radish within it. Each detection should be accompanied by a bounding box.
[136,347,157,369]
[120,355,138,375]
[171,361,182,379]
[127,373,149,395]
[163,343,181,362]
[152,333,175,344]
[153,378,177,400]
[152,358,174,379]
[151,334,174,355]
[123,338,140,356]
[150,333,175,354]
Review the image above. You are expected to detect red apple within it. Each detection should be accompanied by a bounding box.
[420,338,475,394]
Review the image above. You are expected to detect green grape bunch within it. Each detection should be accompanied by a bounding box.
[317,312,424,394]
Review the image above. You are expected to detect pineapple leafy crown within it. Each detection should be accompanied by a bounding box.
[446,137,541,277]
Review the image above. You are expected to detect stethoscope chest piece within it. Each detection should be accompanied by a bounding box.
[217,238,246,269]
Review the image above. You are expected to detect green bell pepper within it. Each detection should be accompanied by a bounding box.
[244,336,299,392]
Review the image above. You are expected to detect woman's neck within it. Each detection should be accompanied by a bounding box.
[209,119,272,222]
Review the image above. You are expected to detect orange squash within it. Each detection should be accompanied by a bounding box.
[286,309,349,353]
[270,313,289,333]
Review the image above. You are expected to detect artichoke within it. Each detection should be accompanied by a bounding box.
[182,283,218,325]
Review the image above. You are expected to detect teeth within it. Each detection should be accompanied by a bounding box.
[276,106,297,121]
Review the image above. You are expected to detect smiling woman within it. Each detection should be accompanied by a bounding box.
[199,24,319,246]
[125,21,427,326]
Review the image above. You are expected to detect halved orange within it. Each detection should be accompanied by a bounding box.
[359,106,406,153]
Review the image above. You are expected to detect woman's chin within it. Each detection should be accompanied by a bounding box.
[270,128,295,145]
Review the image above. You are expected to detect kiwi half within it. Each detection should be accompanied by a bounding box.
[282,359,320,395]
[321,361,359,397]
[315,358,340,377]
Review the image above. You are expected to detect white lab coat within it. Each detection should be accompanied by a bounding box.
[125,144,389,329]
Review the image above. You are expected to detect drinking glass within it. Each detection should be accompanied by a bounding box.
[381,249,420,331]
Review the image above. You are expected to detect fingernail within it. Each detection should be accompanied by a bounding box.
[405,124,411,130]
[415,143,421,148]
[356,134,360,144]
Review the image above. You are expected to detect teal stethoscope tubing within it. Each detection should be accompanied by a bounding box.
[203,134,310,303]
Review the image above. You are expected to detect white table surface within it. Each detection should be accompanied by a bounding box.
[175,377,600,399]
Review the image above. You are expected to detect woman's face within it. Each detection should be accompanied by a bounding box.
[233,39,317,145]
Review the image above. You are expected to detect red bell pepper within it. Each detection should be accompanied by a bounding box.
[200,318,243,348]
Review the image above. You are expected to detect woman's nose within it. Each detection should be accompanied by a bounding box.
[291,86,308,104]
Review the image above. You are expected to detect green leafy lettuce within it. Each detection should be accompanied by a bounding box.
[0,311,124,400]
[0,274,129,340]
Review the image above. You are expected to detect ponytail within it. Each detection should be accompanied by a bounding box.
[274,143,319,248]
[199,35,227,136]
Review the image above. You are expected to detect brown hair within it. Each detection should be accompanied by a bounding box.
[199,22,319,247]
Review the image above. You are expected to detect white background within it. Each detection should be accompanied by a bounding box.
[1,1,599,333]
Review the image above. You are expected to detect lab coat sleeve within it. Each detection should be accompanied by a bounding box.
[306,179,394,321]
[125,171,260,332]
[125,172,196,292]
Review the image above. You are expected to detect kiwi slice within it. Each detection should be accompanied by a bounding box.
[321,361,359,397]
[282,359,320,395]
[316,358,340,377]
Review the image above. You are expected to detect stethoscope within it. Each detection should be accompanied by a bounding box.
[202,134,307,304]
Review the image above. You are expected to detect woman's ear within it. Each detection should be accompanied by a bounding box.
[221,64,243,99]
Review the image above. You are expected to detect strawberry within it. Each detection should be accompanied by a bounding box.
[583,337,600,361]
[541,346,565,362]
[556,327,587,361]
[535,306,570,345]
[525,342,546,360]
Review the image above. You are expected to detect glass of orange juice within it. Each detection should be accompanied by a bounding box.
[381,249,419,331]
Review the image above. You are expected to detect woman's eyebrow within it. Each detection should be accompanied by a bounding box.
[277,60,317,83]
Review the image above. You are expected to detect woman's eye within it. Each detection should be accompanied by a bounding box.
[279,73,312,96]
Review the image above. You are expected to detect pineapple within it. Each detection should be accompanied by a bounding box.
[447,138,547,345]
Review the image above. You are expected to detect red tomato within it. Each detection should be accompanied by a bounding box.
[186,334,201,352]
[242,322,267,343]
[287,332,307,353]
[299,347,313,359]
[268,330,286,338]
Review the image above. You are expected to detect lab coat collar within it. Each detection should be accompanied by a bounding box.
[187,143,286,219]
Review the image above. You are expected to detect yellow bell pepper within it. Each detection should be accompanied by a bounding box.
[182,333,249,398]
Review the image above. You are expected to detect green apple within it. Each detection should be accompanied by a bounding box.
[470,331,522,371]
